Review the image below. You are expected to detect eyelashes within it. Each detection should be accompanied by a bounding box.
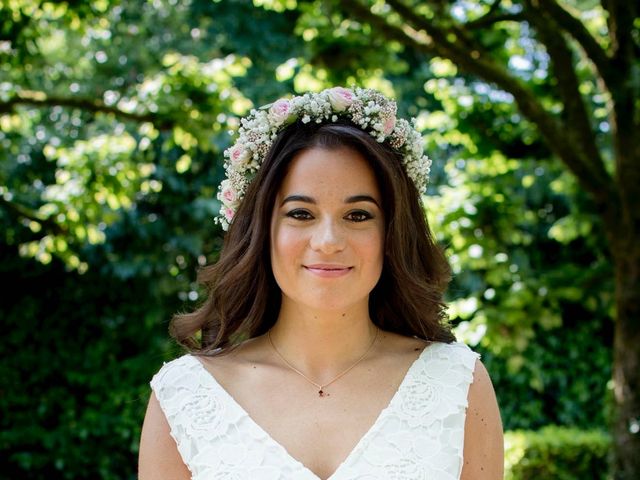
[285,209,313,221]
[285,209,375,222]
[346,210,374,222]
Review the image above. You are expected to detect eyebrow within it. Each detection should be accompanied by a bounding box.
[281,194,380,208]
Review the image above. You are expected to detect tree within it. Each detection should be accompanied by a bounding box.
[292,0,638,477]
[0,1,303,477]
[0,0,634,477]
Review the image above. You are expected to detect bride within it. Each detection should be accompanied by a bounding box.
[139,87,503,479]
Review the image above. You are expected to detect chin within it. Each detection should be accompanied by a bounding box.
[295,292,369,313]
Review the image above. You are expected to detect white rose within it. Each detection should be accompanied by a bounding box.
[219,180,239,207]
[327,87,354,112]
[268,99,292,126]
[228,143,250,167]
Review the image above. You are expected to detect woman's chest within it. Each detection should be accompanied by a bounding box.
[184,374,469,480]
[218,363,401,477]
[245,384,397,478]
[155,343,476,479]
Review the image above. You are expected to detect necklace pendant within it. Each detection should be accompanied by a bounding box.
[318,389,324,397]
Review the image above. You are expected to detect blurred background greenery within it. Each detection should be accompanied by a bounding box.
[2,0,638,479]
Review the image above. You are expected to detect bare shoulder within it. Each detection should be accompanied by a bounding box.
[378,330,430,355]
[138,341,272,479]
[138,392,191,480]
[198,336,271,366]
[195,336,276,389]
[460,359,504,480]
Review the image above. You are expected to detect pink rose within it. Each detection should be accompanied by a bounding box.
[222,188,236,204]
[228,143,249,167]
[383,115,396,135]
[220,183,238,206]
[224,207,235,223]
[327,87,354,111]
[268,99,291,126]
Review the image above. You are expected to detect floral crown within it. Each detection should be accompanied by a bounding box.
[215,87,431,230]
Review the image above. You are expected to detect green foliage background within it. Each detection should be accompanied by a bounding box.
[0,0,615,478]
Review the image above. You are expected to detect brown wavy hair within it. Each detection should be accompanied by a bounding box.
[170,120,455,353]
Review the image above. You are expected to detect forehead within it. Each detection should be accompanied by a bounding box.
[277,146,380,198]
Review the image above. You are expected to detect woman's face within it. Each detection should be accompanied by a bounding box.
[270,146,385,313]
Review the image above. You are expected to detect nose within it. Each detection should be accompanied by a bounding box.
[309,218,346,254]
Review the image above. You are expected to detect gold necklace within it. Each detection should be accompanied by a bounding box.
[268,327,380,397]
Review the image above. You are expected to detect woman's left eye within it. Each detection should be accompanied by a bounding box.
[346,210,373,222]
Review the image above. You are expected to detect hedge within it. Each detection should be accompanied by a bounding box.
[505,425,611,480]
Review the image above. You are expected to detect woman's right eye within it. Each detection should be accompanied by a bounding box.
[285,209,313,220]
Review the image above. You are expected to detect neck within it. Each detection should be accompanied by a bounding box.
[268,300,378,383]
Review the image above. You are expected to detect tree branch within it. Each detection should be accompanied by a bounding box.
[536,0,614,89]
[465,12,526,30]
[463,0,526,29]
[0,196,67,236]
[0,90,175,129]
[601,1,640,222]
[482,0,502,19]
[340,0,615,204]
[524,1,610,184]
[602,0,638,66]
[385,0,485,59]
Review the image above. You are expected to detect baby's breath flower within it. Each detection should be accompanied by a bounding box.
[215,87,432,230]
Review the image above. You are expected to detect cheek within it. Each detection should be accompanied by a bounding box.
[368,223,385,252]
[371,230,386,276]
[270,224,303,273]
[357,229,385,271]
[372,242,385,274]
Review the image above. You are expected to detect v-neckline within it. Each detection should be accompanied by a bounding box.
[189,343,433,480]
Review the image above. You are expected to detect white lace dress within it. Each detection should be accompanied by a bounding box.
[150,341,479,480]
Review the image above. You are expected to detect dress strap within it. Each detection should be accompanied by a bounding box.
[150,355,227,475]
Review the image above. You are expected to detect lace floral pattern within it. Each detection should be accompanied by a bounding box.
[151,342,479,480]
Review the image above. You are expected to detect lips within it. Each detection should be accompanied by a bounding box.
[303,264,353,278]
